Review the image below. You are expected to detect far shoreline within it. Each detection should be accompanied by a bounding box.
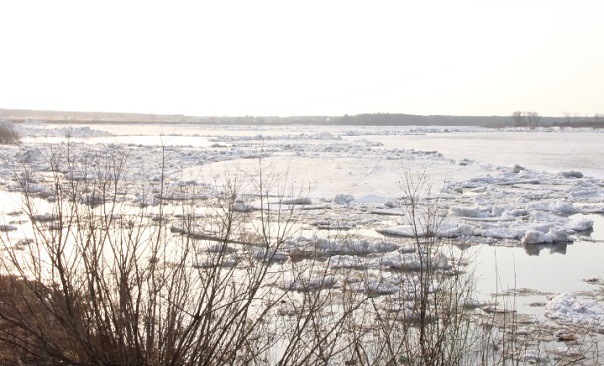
[2,108,603,128]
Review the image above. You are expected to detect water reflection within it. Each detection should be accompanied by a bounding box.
[523,242,568,256]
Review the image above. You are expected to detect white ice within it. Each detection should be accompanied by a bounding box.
[3,119,604,333]
[545,293,604,332]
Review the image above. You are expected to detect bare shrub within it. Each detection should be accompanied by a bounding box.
[0,142,501,365]
[343,168,480,366]
[0,121,20,144]
[0,143,374,365]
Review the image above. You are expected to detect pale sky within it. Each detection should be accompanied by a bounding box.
[1,1,602,117]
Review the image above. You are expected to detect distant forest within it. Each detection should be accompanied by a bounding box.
[1,108,603,128]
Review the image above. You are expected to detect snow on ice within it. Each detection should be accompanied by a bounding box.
[2,119,604,337]
[2,120,602,250]
[545,293,604,333]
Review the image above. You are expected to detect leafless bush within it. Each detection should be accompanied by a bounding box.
[0,122,20,144]
[347,168,480,366]
[0,143,525,365]
[0,143,375,365]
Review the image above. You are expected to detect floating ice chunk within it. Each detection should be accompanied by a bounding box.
[559,170,584,178]
[438,223,475,238]
[206,243,237,253]
[575,203,604,213]
[384,200,400,208]
[528,211,562,226]
[134,192,158,207]
[522,230,553,244]
[377,225,423,237]
[287,276,338,292]
[193,254,239,268]
[232,202,254,212]
[461,298,483,309]
[575,235,595,242]
[521,226,572,244]
[432,252,450,269]
[526,199,577,214]
[16,148,45,163]
[483,228,523,240]
[548,228,570,242]
[518,349,549,363]
[13,121,112,138]
[0,224,17,231]
[550,347,584,359]
[566,216,593,232]
[80,190,106,207]
[458,158,472,166]
[312,219,355,230]
[500,208,530,220]
[377,223,474,239]
[369,208,405,216]
[65,170,87,181]
[512,164,525,173]
[334,193,355,204]
[490,205,505,217]
[566,180,600,199]
[348,277,400,296]
[328,255,365,269]
[252,249,289,263]
[286,238,400,258]
[318,238,399,255]
[449,206,490,218]
[352,239,399,254]
[375,251,451,271]
[32,213,58,222]
[280,197,312,205]
[552,200,577,214]
[355,194,392,205]
[377,252,422,270]
[545,293,604,330]
[448,187,464,194]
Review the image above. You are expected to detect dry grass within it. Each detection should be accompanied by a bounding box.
[0,276,72,365]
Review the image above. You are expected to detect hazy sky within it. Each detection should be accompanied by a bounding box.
[1,1,602,117]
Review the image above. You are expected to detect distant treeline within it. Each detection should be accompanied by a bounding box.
[1,108,603,128]
[336,114,507,126]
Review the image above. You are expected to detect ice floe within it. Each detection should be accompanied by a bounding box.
[2,121,602,250]
[2,120,604,349]
[545,293,604,333]
[10,119,112,138]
